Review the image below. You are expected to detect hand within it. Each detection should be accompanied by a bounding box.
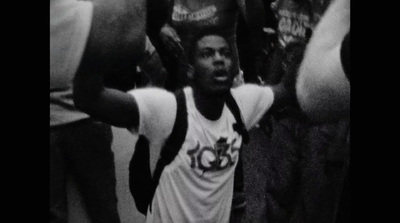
[159,24,184,57]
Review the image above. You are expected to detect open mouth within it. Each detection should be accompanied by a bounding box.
[214,70,229,82]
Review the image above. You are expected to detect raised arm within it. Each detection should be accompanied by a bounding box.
[239,0,266,29]
[158,0,185,57]
[73,0,147,128]
[138,36,168,87]
[268,42,307,114]
[296,0,350,122]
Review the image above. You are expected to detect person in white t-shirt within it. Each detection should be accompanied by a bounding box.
[73,29,295,223]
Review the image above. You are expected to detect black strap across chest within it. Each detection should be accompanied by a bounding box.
[148,89,248,212]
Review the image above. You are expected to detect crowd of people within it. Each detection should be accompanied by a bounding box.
[50,0,350,222]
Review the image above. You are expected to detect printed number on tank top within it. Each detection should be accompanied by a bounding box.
[186,137,240,173]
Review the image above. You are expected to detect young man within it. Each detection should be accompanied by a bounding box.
[158,0,266,89]
[74,29,293,222]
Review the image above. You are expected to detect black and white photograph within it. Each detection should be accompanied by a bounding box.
[50,0,350,222]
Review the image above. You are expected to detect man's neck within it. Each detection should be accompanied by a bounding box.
[192,89,227,121]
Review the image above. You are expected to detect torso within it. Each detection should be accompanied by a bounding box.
[129,85,274,222]
[147,88,241,223]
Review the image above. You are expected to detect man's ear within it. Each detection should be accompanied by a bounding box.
[187,64,194,80]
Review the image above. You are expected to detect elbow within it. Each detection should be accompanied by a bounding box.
[296,64,328,122]
[297,79,350,123]
[296,86,316,120]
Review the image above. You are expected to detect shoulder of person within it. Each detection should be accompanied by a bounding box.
[231,84,273,101]
[230,84,274,129]
[230,84,274,115]
[128,87,175,101]
[128,87,177,135]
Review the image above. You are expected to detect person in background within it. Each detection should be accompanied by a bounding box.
[236,0,278,85]
[50,0,147,222]
[259,0,350,222]
[296,0,350,222]
[296,0,350,122]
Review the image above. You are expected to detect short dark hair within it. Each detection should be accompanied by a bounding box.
[186,28,231,65]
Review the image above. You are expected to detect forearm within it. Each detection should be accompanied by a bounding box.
[264,48,285,85]
[139,52,168,88]
[268,83,293,114]
[240,0,266,29]
[159,0,175,32]
[137,36,167,87]
[73,57,139,128]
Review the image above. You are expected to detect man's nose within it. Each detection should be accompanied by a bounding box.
[213,52,225,65]
[214,52,223,61]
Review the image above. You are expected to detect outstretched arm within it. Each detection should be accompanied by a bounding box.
[73,0,147,128]
[268,42,307,114]
[159,23,184,58]
[296,0,350,122]
[138,36,168,87]
[240,0,266,29]
[158,0,184,57]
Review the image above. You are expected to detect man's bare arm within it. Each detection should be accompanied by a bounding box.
[296,0,350,122]
[268,42,307,114]
[73,0,147,128]
[138,36,168,87]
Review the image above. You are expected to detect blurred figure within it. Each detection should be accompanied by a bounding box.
[296,0,350,122]
[264,0,331,85]
[104,36,168,91]
[296,0,350,222]
[50,0,146,222]
[236,0,278,84]
[258,0,350,223]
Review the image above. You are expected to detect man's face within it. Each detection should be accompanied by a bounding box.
[191,35,234,95]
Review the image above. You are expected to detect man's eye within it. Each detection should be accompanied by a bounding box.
[201,51,213,58]
[220,50,231,57]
